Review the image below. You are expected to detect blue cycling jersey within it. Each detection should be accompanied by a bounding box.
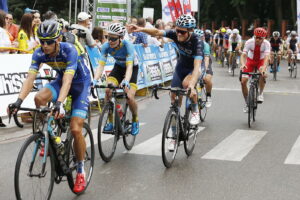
[29,42,90,83]
[164,30,204,70]
[99,40,138,68]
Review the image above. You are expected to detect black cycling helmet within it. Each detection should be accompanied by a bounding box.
[37,20,61,40]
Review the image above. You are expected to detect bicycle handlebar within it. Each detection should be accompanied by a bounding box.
[152,85,188,100]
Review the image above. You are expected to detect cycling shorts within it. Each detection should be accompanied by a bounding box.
[271,47,280,52]
[229,43,238,52]
[45,78,91,119]
[242,58,265,77]
[107,64,138,90]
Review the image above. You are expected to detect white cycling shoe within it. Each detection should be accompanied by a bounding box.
[189,111,200,125]
[206,96,212,108]
[257,94,264,103]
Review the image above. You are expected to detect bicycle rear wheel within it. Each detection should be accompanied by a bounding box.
[184,108,198,156]
[66,123,95,194]
[294,63,297,78]
[273,62,277,81]
[15,133,55,200]
[162,109,179,168]
[123,104,136,150]
[198,87,207,122]
[97,103,118,162]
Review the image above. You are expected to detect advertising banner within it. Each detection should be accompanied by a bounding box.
[161,0,173,22]
[95,0,127,28]
[156,45,174,82]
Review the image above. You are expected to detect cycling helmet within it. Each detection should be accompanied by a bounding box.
[232,29,239,34]
[226,29,232,35]
[194,29,204,37]
[221,28,226,33]
[254,27,267,38]
[37,20,61,40]
[205,29,211,34]
[272,31,280,37]
[286,30,291,34]
[107,23,126,36]
[176,14,196,28]
[291,31,297,36]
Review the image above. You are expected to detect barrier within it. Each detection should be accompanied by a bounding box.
[0,43,177,116]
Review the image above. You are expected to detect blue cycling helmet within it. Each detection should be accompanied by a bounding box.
[176,14,196,29]
[194,29,204,37]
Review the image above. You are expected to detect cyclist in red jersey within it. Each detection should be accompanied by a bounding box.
[240,27,270,113]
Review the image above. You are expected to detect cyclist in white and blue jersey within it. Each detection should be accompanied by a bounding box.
[93,23,140,135]
[8,20,90,193]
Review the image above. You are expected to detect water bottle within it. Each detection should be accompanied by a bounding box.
[52,136,65,155]
[116,104,123,119]
[65,96,72,114]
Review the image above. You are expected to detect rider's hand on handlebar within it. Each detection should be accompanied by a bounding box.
[121,80,130,90]
[187,85,197,98]
[7,98,23,115]
[52,101,65,119]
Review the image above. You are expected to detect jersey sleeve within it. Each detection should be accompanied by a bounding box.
[99,42,109,66]
[28,49,42,74]
[124,40,135,66]
[264,41,271,54]
[64,43,78,75]
[243,40,251,53]
[163,30,177,41]
[193,39,204,60]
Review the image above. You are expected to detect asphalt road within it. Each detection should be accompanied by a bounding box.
[1,60,300,200]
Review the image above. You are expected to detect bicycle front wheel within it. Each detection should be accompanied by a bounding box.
[248,86,255,128]
[294,63,297,78]
[273,62,277,81]
[162,109,180,168]
[122,104,136,150]
[97,103,118,162]
[15,133,55,200]
[66,123,95,194]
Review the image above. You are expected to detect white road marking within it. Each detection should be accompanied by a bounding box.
[213,87,300,95]
[284,135,300,165]
[202,129,267,161]
[125,127,205,156]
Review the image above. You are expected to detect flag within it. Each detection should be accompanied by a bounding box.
[166,0,177,22]
[0,0,8,12]
[173,0,183,17]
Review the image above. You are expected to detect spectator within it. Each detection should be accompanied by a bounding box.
[32,11,41,35]
[145,17,154,28]
[124,23,136,42]
[130,16,137,25]
[71,12,96,48]
[0,116,5,127]
[92,26,105,50]
[132,18,148,47]
[43,10,57,20]
[0,10,12,54]
[17,13,39,53]
[5,13,18,41]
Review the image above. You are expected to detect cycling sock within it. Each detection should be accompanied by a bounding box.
[207,92,211,97]
[132,114,138,122]
[77,160,85,174]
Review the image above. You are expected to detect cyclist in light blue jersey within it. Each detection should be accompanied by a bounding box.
[93,23,140,135]
[8,20,90,193]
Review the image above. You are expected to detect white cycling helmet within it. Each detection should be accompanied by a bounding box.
[176,14,196,29]
[291,31,297,36]
[194,29,204,37]
[232,29,239,34]
[108,23,126,36]
[205,29,211,34]
[272,31,280,37]
[226,29,232,35]
[286,30,291,34]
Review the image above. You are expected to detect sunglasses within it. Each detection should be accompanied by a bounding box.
[5,17,13,20]
[40,40,56,45]
[108,36,119,42]
[104,35,108,39]
[176,29,188,35]
[255,36,264,40]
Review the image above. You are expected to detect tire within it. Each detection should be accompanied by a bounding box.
[122,104,136,150]
[198,86,207,122]
[85,104,91,126]
[66,123,95,194]
[161,109,179,168]
[97,103,118,162]
[15,134,55,200]
[248,86,255,128]
[184,107,197,156]
[294,63,297,78]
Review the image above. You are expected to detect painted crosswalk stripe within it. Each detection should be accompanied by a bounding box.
[202,129,267,161]
[284,135,300,165]
[125,127,205,156]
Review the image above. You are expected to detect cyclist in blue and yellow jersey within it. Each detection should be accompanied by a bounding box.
[194,29,213,108]
[217,27,226,63]
[8,20,90,193]
[93,23,140,135]
[130,14,204,150]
